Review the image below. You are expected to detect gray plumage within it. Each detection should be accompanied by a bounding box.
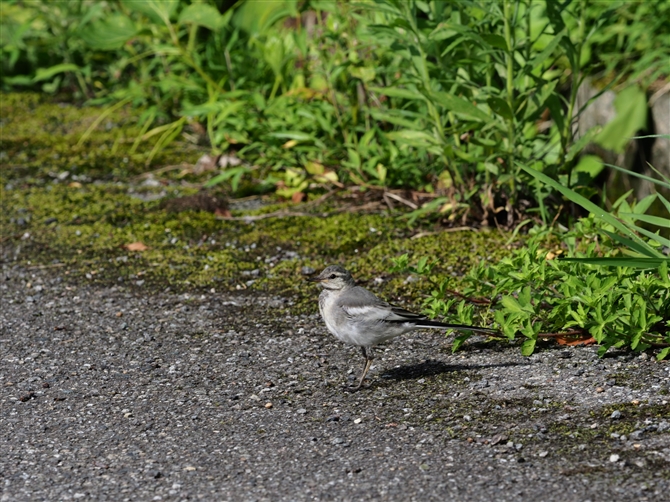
[309,265,496,389]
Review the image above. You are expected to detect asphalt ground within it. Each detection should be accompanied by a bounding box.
[2,263,670,501]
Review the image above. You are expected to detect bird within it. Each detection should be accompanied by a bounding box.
[308,265,497,390]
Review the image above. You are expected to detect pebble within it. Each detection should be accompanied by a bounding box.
[353,418,362,424]
[296,408,307,414]
[610,410,622,420]
[538,451,548,458]
[301,266,316,276]
[264,402,272,409]
[609,454,620,463]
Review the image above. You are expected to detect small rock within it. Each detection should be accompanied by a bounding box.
[657,421,669,433]
[353,418,362,424]
[538,451,549,458]
[301,266,316,276]
[610,410,622,420]
[296,408,307,414]
[19,392,36,402]
[264,402,272,409]
[609,454,620,463]
[490,434,507,446]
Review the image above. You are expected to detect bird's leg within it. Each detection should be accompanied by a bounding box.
[354,346,374,390]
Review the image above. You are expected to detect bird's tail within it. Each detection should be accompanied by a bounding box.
[414,320,498,334]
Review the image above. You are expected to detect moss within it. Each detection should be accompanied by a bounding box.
[2,91,510,313]
[1,92,202,182]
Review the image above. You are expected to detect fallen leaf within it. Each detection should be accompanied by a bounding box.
[292,191,305,203]
[125,242,149,252]
[215,208,232,218]
[555,333,596,346]
[282,139,299,149]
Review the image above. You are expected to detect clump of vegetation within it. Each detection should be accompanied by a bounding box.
[393,178,670,359]
[3,0,669,222]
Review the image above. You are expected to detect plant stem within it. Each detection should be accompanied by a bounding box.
[503,0,517,196]
[560,0,587,186]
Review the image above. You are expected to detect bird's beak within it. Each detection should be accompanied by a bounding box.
[306,276,323,283]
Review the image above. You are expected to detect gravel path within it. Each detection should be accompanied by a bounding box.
[2,264,669,501]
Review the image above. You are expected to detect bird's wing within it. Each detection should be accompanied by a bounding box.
[386,305,427,323]
[339,287,425,323]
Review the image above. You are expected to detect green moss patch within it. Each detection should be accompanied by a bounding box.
[2,91,509,311]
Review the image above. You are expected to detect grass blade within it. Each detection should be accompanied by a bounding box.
[521,165,663,258]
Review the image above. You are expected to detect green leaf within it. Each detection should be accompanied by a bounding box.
[268,131,316,141]
[521,165,663,258]
[205,167,249,190]
[501,295,533,314]
[481,33,508,50]
[431,91,490,122]
[486,96,513,120]
[571,155,604,183]
[369,109,423,130]
[32,64,81,83]
[561,257,665,268]
[527,27,566,69]
[601,229,659,258]
[452,334,471,353]
[521,338,536,356]
[178,4,223,30]
[657,347,670,361]
[349,66,376,83]
[121,0,178,25]
[619,213,670,229]
[595,86,648,153]
[368,86,426,101]
[385,130,441,150]
[634,226,670,249]
[79,14,137,50]
[604,163,670,190]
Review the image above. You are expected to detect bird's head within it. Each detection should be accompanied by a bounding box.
[307,265,354,290]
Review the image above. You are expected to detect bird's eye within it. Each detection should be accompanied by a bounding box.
[329,274,337,279]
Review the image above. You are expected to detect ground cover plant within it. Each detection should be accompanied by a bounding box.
[393,169,670,359]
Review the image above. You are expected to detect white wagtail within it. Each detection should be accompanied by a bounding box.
[308,265,497,390]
